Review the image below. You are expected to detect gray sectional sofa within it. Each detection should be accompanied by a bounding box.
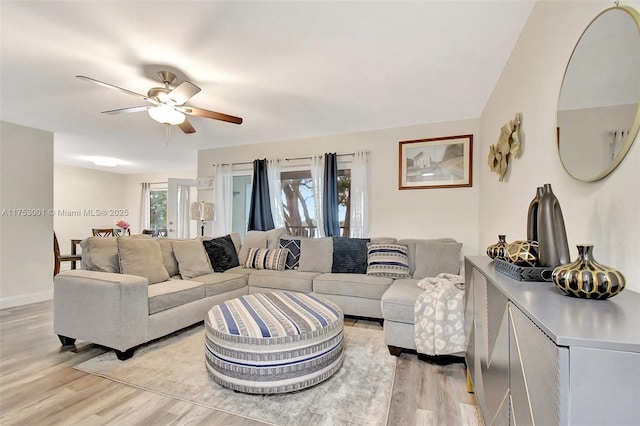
[53,229,462,360]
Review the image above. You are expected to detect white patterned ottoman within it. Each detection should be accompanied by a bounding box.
[204,291,344,394]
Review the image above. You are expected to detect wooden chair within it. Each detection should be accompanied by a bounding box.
[92,228,117,237]
[141,229,156,237]
[92,228,130,236]
[54,232,81,277]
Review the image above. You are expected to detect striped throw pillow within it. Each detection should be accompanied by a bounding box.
[245,247,289,271]
[366,243,410,278]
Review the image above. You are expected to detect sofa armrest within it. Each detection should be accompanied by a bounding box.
[53,270,149,351]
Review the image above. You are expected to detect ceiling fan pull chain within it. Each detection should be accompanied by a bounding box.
[165,124,171,145]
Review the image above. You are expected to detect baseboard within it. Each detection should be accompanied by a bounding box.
[0,290,52,309]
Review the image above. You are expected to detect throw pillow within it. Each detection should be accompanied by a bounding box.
[245,247,288,271]
[117,237,170,284]
[298,237,333,272]
[83,237,119,273]
[366,243,410,278]
[237,228,286,266]
[279,238,302,270]
[171,239,214,279]
[203,235,240,273]
[412,240,463,279]
[200,232,242,255]
[265,227,285,248]
[332,237,370,274]
[157,238,180,277]
[237,231,269,266]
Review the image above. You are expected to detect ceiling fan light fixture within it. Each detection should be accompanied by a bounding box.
[148,104,185,125]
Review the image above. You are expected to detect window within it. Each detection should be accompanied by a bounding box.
[232,175,252,240]
[149,188,167,232]
[280,169,350,237]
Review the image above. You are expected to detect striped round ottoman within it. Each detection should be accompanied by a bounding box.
[204,291,344,394]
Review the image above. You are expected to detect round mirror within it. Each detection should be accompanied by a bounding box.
[557,6,640,182]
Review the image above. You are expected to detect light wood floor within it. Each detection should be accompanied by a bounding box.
[0,301,481,426]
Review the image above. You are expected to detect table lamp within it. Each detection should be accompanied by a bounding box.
[190,201,214,237]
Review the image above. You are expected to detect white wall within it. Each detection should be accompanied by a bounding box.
[1,122,54,308]
[198,119,481,258]
[479,1,640,293]
[54,164,128,258]
[53,165,197,273]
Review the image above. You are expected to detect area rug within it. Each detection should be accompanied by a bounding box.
[75,325,396,426]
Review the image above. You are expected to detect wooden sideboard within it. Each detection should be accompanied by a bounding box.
[464,256,640,426]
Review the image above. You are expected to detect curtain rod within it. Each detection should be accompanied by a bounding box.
[285,153,355,161]
[141,181,167,185]
[214,152,360,167]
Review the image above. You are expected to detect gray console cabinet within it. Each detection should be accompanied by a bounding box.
[465,256,640,426]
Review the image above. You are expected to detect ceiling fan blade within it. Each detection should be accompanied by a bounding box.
[102,106,150,115]
[183,106,243,125]
[76,75,154,103]
[178,118,196,134]
[168,82,201,105]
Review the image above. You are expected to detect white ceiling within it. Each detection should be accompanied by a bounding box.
[1,1,535,174]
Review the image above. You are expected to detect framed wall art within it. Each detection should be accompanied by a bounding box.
[197,176,214,190]
[398,134,473,189]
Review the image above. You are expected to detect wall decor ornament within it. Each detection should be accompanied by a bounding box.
[487,235,509,260]
[506,240,539,267]
[488,112,522,181]
[552,245,625,300]
[537,183,570,268]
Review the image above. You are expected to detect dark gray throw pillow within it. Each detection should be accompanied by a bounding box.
[332,237,370,274]
[203,235,240,273]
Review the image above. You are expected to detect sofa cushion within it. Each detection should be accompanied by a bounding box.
[245,248,288,271]
[332,237,370,274]
[413,240,462,279]
[157,239,180,277]
[203,235,240,272]
[381,279,423,324]
[171,240,213,279]
[298,237,333,272]
[397,238,458,277]
[248,270,320,293]
[224,266,254,276]
[313,273,393,300]
[190,272,247,297]
[237,228,285,265]
[370,237,398,244]
[117,237,169,284]
[366,243,410,278]
[279,238,301,270]
[147,279,205,314]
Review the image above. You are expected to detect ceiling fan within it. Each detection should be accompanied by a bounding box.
[76,71,242,134]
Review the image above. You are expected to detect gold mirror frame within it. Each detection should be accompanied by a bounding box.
[557,6,640,182]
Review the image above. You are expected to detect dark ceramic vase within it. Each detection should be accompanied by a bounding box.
[537,184,570,268]
[487,235,509,260]
[552,245,625,300]
[527,186,544,242]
